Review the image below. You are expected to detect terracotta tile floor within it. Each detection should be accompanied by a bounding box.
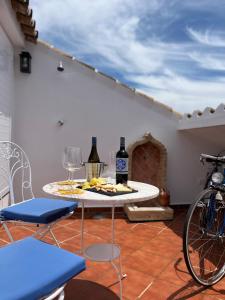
[1,208,225,300]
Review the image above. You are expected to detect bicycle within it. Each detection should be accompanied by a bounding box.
[183,154,225,286]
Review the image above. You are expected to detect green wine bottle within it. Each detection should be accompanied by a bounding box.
[88,137,100,163]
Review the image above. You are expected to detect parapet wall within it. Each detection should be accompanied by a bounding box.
[178,103,225,130]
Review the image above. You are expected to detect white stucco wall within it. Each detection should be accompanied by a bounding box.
[0,25,14,197]
[0,25,14,123]
[0,0,25,138]
[0,1,25,203]
[13,42,221,205]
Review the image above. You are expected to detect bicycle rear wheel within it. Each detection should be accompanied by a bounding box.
[183,187,225,285]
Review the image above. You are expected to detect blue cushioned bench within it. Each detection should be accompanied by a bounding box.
[1,198,77,224]
[0,237,86,300]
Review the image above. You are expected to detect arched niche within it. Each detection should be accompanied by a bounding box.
[127,132,167,190]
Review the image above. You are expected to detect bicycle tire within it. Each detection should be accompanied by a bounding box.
[183,187,225,286]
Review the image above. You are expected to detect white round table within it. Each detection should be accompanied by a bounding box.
[43,180,159,299]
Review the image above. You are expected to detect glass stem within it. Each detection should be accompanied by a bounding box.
[69,171,74,180]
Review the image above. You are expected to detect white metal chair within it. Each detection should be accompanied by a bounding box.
[0,141,77,246]
[0,236,86,300]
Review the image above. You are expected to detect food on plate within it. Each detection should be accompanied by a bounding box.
[80,178,133,193]
[57,188,84,195]
[96,184,117,193]
[81,178,107,189]
[82,182,91,190]
[89,177,107,186]
[115,184,132,192]
[57,180,77,186]
[94,183,132,193]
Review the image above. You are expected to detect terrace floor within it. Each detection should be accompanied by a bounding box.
[0,207,224,300]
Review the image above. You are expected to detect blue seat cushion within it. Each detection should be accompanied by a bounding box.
[0,237,85,300]
[1,198,77,224]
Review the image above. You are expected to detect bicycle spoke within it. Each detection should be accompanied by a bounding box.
[189,222,202,229]
[189,238,216,242]
[191,237,212,252]
[211,245,225,278]
[198,240,215,264]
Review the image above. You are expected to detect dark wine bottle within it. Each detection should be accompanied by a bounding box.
[88,137,100,163]
[116,137,129,184]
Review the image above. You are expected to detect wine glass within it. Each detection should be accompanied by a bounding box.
[101,151,116,183]
[62,146,82,180]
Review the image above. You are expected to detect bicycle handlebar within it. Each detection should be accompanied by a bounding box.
[200,153,225,164]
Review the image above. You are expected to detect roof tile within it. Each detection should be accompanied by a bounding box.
[11,0,38,43]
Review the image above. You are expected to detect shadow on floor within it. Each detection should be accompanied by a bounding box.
[65,279,120,300]
[167,257,225,300]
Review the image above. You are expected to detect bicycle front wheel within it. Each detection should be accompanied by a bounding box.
[183,187,225,286]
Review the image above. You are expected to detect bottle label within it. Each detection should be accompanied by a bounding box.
[116,158,128,174]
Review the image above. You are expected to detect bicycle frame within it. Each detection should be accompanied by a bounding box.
[204,186,225,237]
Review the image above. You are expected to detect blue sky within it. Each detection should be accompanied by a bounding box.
[30,0,225,113]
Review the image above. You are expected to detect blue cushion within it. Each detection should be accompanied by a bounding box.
[0,237,85,300]
[1,198,77,224]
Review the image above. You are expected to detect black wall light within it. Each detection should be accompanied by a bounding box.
[57,61,64,72]
[19,51,32,73]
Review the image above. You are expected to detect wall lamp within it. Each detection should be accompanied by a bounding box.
[57,120,64,126]
[57,61,64,72]
[19,51,32,73]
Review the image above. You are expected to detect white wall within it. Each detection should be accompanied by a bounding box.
[0,0,24,48]
[0,25,14,198]
[0,1,25,204]
[0,25,14,120]
[0,0,24,139]
[14,42,219,204]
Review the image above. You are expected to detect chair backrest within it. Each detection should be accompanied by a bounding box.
[0,141,34,206]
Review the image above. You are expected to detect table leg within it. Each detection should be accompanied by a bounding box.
[111,204,115,244]
[80,202,84,254]
[110,205,127,300]
[111,205,127,277]
[81,204,125,300]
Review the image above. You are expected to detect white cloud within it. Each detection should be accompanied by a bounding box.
[30,0,225,113]
[187,27,225,47]
[189,52,225,71]
[31,0,174,76]
[130,72,225,112]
